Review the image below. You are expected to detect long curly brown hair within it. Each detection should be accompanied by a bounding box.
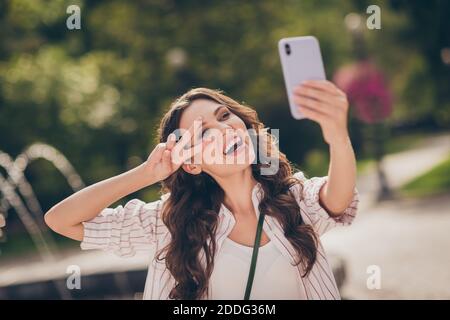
[155,88,318,300]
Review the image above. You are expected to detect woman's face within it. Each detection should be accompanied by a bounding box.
[178,98,256,178]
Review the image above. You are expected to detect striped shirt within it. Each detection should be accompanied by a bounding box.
[80,171,359,300]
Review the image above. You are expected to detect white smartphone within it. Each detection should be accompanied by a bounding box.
[278,36,326,120]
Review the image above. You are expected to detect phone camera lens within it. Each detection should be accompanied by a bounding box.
[285,43,291,55]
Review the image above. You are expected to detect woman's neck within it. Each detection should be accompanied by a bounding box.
[216,167,258,217]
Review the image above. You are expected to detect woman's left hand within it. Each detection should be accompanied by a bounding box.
[292,80,350,145]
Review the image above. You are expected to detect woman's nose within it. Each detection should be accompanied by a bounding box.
[214,121,234,132]
[218,126,236,139]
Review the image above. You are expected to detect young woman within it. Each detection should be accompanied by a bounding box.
[45,80,359,300]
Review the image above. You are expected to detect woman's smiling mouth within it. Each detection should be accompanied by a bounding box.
[223,135,244,155]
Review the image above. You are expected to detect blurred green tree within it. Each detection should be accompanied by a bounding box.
[0,0,448,249]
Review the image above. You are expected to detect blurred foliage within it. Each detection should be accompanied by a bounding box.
[0,0,449,237]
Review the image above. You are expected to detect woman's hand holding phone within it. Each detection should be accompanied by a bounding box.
[292,79,350,146]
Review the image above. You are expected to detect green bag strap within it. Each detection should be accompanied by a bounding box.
[244,211,266,300]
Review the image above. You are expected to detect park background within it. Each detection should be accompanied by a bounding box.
[0,0,449,299]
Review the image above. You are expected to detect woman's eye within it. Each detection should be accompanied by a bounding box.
[199,111,230,138]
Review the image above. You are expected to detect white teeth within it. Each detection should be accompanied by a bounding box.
[224,138,235,155]
[224,136,242,155]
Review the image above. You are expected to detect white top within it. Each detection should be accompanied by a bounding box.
[209,237,306,299]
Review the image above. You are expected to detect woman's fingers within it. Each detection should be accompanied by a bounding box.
[148,143,166,164]
[147,127,213,177]
[300,80,343,96]
[292,95,331,117]
[293,84,337,105]
[171,119,202,163]
[178,135,215,164]
[162,149,173,172]
[291,80,350,145]
[293,79,349,116]
[298,105,327,123]
[295,80,347,105]
[166,133,177,150]
[175,116,203,151]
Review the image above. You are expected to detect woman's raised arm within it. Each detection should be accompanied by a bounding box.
[292,79,356,215]
[44,163,159,241]
[44,116,213,241]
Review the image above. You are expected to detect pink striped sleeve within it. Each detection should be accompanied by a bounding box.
[80,198,162,257]
[292,171,359,236]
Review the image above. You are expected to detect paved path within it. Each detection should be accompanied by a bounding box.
[321,193,450,299]
[319,132,450,299]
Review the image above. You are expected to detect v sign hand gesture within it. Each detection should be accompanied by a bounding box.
[143,116,215,183]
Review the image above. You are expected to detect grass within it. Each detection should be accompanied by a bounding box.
[400,154,450,198]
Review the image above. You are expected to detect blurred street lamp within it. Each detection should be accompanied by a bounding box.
[166,47,196,93]
[166,47,187,69]
[344,13,367,61]
[344,13,363,32]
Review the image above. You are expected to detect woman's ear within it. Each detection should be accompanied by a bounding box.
[182,163,202,175]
